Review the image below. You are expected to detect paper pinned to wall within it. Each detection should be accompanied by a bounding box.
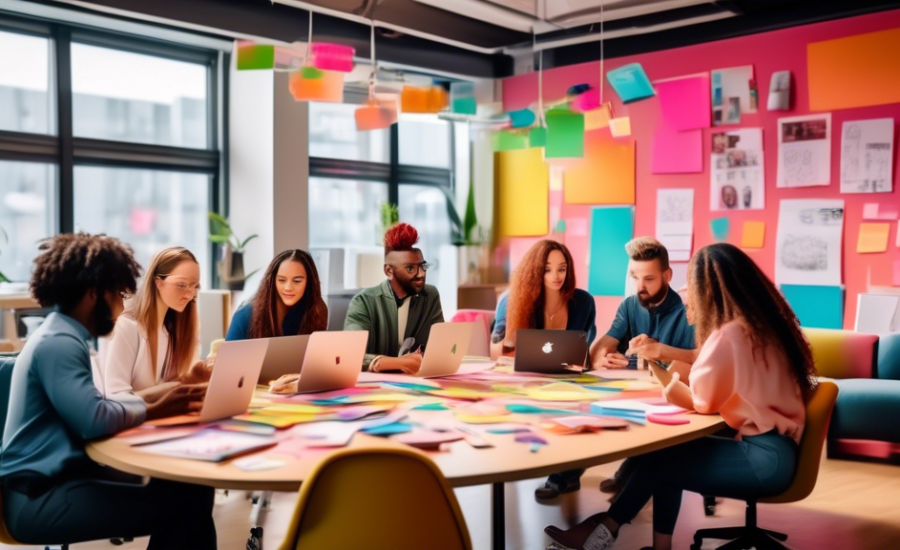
[775,199,844,286]
[564,130,635,205]
[655,74,711,131]
[656,189,694,262]
[855,293,900,333]
[741,221,766,249]
[711,65,757,125]
[856,223,891,253]
[496,148,549,237]
[588,207,634,296]
[840,118,894,194]
[652,126,702,174]
[767,71,791,111]
[780,285,843,329]
[777,114,832,188]
[710,128,765,211]
[862,203,899,220]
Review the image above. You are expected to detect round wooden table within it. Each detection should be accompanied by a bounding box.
[87,408,725,550]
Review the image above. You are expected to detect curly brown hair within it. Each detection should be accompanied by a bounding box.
[507,240,576,339]
[30,233,142,312]
[249,249,328,338]
[688,243,816,399]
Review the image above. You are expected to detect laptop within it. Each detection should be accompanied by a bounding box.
[197,338,270,422]
[259,335,310,385]
[291,330,368,393]
[513,329,589,374]
[414,322,475,378]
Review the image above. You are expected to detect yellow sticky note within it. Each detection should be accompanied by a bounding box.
[609,117,632,138]
[741,221,766,249]
[455,414,513,424]
[564,130,635,205]
[496,147,549,236]
[584,103,613,130]
[857,223,891,253]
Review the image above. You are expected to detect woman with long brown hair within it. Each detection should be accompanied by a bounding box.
[545,243,816,550]
[226,249,328,341]
[102,247,206,397]
[490,239,596,360]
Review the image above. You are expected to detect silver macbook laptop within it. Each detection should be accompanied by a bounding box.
[293,330,368,393]
[415,322,475,378]
[198,338,269,422]
[513,329,589,374]
[259,335,310,385]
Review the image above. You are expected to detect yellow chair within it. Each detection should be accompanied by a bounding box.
[276,447,472,550]
[691,380,839,550]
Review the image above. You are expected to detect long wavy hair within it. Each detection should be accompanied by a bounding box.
[507,240,576,339]
[129,247,199,382]
[688,243,816,399]
[248,249,328,339]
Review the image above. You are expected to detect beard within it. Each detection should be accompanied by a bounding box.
[92,294,117,336]
[397,276,424,296]
[637,285,668,309]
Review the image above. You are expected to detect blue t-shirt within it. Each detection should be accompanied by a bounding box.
[605,290,695,356]
[226,303,307,341]
[492,288,597,345]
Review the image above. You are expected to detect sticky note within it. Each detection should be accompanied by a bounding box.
[808,28,900,111]
[780,285,843,329]
[857,223,891,253]
[528,126,547,148]
[589,207,634,296]
[862,203,898,220]
[655,74,711,131]
[450,82,477,115]
[606,63,655,103]
[355,99,397,131]
[236,41,274,70]
[496,148,549,237]
[493,130,529,151]
[401,85,448,113]
[609,117,632,137]
[653,126,702,173]
[710,217,730,242]
[564,130,635,205]
[584,103,612,130]
[741,221,765,248]
[571,88,600,112]
[545,108,585,158]
[310,42,355,72]
[893,260,900,287]
[509,108,536,128]
[289,68,343,102]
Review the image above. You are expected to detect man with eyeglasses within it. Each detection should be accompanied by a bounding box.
[344,222,444,374]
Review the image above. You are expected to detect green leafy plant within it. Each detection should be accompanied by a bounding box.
[0,225,8,282]
[439,184,485,246]
[380,202,399,234]
[208,212,258,253]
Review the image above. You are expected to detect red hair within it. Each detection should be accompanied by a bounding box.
[507,240,577,338]
[384,223,419,255]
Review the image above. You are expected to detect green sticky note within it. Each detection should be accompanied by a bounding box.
[493,130,529,151]
[710,217,730,242]
[300,66,324,79]
[237,43,275,70]
[545,109,585,158]
[529,126,547,148]
[780,285,843,329]
[452,97,478,115]
[554,219,567,233]
[588,207,634,296]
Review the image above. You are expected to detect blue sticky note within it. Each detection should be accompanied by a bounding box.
[509,108,536,128]
[780,285,843,329]
[710,217,730,242]
[363,423,413,436]
[606,63,655,103]
[588,207,634,296]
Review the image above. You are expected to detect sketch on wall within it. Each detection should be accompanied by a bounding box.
[656,188,694,262]
[710,128,765,211]
[775,199,844,286]
[840,118,894,193]
[777,114,832,188]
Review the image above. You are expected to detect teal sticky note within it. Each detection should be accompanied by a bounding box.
[588,207,634,296]
[492,130,529,151]
[364,423,413,436]
[710,217,730,242]
[780,285,843,329]
[451,82,477,115]
[529,126,547,148]
[509,108,536,128]
[545,108,585,158]
[606,63,655,103]
[554,219,567,233]
[413,403,449,411]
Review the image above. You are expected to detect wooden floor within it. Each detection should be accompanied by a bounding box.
[3,453,899,549]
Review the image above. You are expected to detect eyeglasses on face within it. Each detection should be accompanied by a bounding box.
[396,262,429,275]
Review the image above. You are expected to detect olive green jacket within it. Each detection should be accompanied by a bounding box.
[343,280,444,370]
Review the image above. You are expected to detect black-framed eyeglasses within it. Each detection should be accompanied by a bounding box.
[395,262,429,275]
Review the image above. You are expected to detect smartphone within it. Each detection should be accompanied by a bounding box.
[646,359,673,387]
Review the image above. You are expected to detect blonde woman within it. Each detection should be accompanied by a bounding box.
[102,247,208,398]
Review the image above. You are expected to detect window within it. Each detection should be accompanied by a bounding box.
[0,15,224,284]
[308,178,388,249]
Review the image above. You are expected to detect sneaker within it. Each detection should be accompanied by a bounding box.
[535,477,581,499]
[545,523,617,550]
[599,476,624,494]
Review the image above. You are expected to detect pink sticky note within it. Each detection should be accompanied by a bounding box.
[863,203,880,219]
[568,218,589,237]
[655,74,711,131]
[894,260,900,287]
[652,126,703,174]
[571,88,601,112]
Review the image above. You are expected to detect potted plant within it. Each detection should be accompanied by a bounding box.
[208,212,258,290]
[439,183,488,285]
[380,202,399,238]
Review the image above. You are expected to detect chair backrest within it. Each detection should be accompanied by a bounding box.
[876,332,900,381]
[761,380,838,504]
[280,447,472,550]
[802,328,878,379]
[450,309,495,357]
[0,354,21,544]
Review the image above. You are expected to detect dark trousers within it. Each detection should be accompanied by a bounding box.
[2,469,216,549]
[607,431,798,535]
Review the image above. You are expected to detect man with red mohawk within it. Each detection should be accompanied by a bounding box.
[344,222,444,373]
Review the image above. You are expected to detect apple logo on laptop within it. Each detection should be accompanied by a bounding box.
[336,356,341,365]
[542,342,553,354]
[451,344,457,355]
[237,376,244,388]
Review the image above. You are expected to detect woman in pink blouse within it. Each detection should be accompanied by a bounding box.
[545,243,817,550]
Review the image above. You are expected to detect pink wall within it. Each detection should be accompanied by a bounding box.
[502,10,900,330]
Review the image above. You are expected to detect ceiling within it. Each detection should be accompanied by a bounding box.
[36,0,900,77]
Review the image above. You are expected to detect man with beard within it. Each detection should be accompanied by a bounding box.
[344,223,444,374]
[1,233,216,549]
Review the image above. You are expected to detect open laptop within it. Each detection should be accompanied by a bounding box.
[197,338,270,422]
[513,329,589,374]
[290,330,368,393]
[414,322,475,378]
[259,335,310,385]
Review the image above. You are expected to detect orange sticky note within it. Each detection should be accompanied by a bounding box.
[584,102,614,130]
[289,67,344,102]
[856,223,890,253]
[741,221,766,248]
[808,28,900,111]
[496,148,549,237]
[401,86,448,113]
[609,117,632,137]
[564,130,635,205]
